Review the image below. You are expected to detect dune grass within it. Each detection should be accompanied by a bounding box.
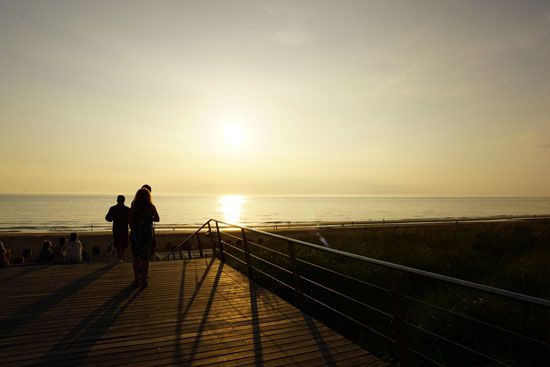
[283,219,550,298]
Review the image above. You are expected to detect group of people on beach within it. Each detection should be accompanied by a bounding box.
[1,184,160,288]
[0,233,86,267]
[36,233,87,264]
[105,184,160,288]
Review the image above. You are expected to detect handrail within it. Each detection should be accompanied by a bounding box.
[214,219,550,307]
[171,218,550,366]
[164,221,210,260]
[173,221,209,252]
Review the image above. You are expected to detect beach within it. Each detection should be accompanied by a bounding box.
[0,231,196,263]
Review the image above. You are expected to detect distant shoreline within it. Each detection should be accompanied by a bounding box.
[3,196,550,235]
[1,216,549,265]
[1,214,549,236]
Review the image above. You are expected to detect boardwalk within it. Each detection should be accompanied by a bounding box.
[0,259,385,366]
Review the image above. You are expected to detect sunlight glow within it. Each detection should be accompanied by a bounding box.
[219,195,246,224]
[222,121,246,148]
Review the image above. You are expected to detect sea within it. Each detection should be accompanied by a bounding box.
[1,195,549,233]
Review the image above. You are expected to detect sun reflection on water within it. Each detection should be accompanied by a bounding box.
[219,195,246,224]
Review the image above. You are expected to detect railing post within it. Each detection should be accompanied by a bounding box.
[207,221,216,258]
[215,221,224,262]
[187,240,192,259]
[178,248,183,260]
[197,234,204,258]
[390,270,409,366]
[288,241,304,308]
[241,228,253,279]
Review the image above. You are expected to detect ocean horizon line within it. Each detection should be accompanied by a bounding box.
[2,196,549,234]
[1,193,550,199]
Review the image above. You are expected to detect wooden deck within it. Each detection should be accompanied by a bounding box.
[0,259,386,366]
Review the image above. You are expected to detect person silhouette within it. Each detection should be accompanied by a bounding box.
[36,240,54,264]
[129,188,160,287]
[0,241,11,267]
[63,232,82,263]
[105,195,130,262]
[140,184,156,258]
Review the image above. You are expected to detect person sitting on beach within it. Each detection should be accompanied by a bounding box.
[63,232,83,263]
[0,241,11,267]
[52,237,66,264]
[82,248,91,263]
[105,194,130,262]
[129,188,160,287]
[36,240,54,264]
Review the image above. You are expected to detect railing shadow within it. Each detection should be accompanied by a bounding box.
[0,263,116,339]
[302,312,336,365]
[249,279,264,366]
[184,260,224,365]
[173,259,188,363]
[0,264,44,285]
[173,256,216,364]
[38,283,142,366]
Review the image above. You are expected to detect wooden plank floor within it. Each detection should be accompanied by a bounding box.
[0,259,386,366]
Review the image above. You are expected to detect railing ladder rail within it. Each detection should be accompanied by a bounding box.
[242,228,252,279]
[215,220,224,261]
[207,221,215,258]
[390,270,409,366]
[196,235,204,258]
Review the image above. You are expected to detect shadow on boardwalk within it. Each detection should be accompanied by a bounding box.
[38,283,142,366]
[0,260,381,366]
[173,257,216,365]
[173,258,337,366]
[249,279,264,366]
[302,312,336,365]
[0,265,44,285]
[184,260,225,365]
[0,263,116,340]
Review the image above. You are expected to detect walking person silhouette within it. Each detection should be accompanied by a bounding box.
[105,195,130,262]
[140,184,157,259]
[129,188,159,287]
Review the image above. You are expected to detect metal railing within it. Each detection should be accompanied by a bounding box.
[169,219,550,366]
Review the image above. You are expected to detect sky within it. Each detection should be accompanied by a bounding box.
[0,0,549,196]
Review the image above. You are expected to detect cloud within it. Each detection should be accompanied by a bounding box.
[271,28,311,46]
[262,5,278,16]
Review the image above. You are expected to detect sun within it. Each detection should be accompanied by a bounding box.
[219,195,246,224]
[223,121,246,147]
